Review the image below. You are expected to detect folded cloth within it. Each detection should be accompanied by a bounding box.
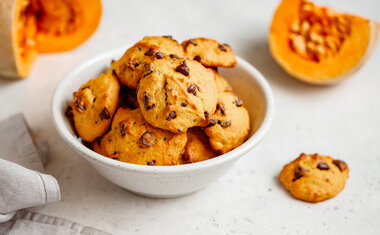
[0,114,110,234]
[0,210,111,235]
[0,114,60,215]
[0,159,61,214]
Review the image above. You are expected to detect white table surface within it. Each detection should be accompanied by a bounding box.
[1,0,380,234]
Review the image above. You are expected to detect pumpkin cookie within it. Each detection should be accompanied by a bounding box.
[96,108,187,166]
[107,43,161,89]
[139,36,185,57]
[181,38,237,68]
[70,73,119,142]
[214,71,233,93]
[204,74,250,154]
[137,57,218,134]
[279,153,349,203]
[180,128,217,164]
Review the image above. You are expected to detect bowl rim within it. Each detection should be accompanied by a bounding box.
[51,47,275,174]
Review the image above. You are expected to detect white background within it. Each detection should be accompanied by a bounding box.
[1,0,379,234]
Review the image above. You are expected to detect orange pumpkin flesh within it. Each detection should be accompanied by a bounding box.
[269,0,379,85]
[0,0,101,79]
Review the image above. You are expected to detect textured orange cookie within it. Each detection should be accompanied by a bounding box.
[279,153,349,202]
[95,108,187,166]
[107,43,161,89]
[139,36,185,57]
[181,38,237,67]
[70,73,119,142]
[214,71,233,93]
[204,73,250,154]
[180,128,217,164]
[137,57,218,134]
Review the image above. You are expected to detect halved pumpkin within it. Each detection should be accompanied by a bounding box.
[0,0,101,79]
[269,0,379,84]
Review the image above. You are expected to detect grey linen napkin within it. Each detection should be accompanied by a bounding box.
[0,114,110,235]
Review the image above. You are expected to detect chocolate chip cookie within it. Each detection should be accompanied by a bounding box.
[139,36,185,57]
[181,38,237,68]
[180,128,217,164]
[204,73,250,154]
[95,107,187,166]
[137,57,218,134]
[107,43,161,89]
[70,73,120,142]
[279,153,349,203]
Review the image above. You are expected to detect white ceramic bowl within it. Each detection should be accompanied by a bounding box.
[52,48,274,198]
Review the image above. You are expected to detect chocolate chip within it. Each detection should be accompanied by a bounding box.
[99,107,111,120]
[113,151,117,155]
[218,44,227,52]
[166,111,177,120]
[220,120,231,128]
[189,40,197,46]
[112,157,120,161]
[181,102,187,107]
[144,48,154,56]
[155,52,164,59]
[119,122,127,137]
[143,68,153,78]
[193,55,202,62]
[65,106,73,118]
[204,111,210,119]
[75,98,86,111]
[169,54,180,59]
[317,162,330,170]
[187,84,197,96]
[235,98,243,107]
[292,166,308,182]
[333,160,348,172]
[141,131,154,147]
[143,91,154,110]
[175,60,190,76]
[206,119,216,128]
[217,103,225,116]
[163,35,173,39]
[147,160,156,166]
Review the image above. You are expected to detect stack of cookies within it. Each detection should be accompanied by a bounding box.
[67,36,250,166]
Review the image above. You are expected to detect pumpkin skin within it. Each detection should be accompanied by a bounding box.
[0,0,101,79]
[269,0,379,85]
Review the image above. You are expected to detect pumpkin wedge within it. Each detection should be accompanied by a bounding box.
[269,0,379,85]
[0,0,101,79]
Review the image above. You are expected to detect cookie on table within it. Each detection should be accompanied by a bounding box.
[137,57,218,134]
[181,38,237,68]
[180,128,217,164]
[139,35,185,57]
[70,73,120,142]
[96,107,187,166]
[107,43,161,89]
[203,74,250,154]
[279,153,349,203]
